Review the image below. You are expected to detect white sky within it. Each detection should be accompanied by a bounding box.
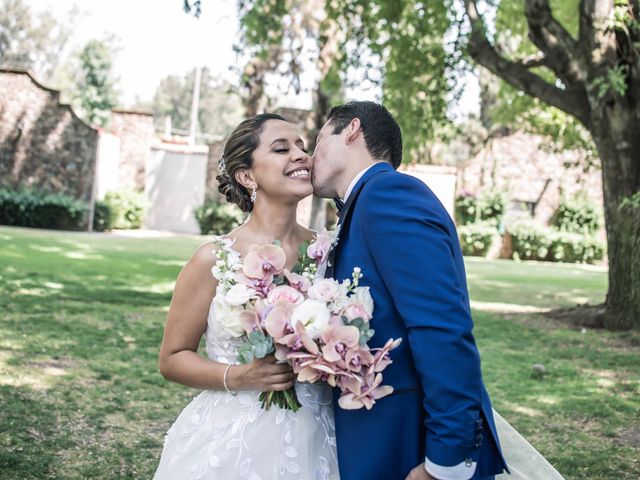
[25,0,479,116]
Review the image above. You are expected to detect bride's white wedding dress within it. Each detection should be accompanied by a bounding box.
[153,242,338,480]
[153,237,562,480]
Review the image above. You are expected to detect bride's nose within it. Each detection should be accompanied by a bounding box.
[291,146,309,163]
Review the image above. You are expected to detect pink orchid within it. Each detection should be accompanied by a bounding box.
[307,231,332,263]
[240,309,261,334]
[264,304,294,341]
[243,244,286,279]
[283,269,310,292]
[277,320,320,354]
[320,325,360,363]
[288,352,344,384]
[344,347,375,373]
[337,372,394,410]
[370,338,403,373]
[267,285,304,306]
[235,272,274,297]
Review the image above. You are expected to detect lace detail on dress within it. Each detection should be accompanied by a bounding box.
[153,236,339,480]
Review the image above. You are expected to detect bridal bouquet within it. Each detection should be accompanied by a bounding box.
[212,231,401,412]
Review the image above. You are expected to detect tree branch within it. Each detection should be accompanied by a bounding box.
[579,0,617,68]
[464,0,592,128]
[524,0,587,86]
[521,53,547,68]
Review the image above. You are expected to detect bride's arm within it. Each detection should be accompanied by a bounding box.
[158,242,295,392]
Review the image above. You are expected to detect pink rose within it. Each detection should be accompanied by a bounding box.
[267,285,304,306]
[308,278,340,302]
[343,303,370,321]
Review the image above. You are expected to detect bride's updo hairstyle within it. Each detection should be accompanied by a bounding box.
[217,113,287,212]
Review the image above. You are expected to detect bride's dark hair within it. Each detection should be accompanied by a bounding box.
[217,113,287,212]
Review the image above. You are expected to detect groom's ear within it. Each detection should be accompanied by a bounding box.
[234,169,257,191]
[344,118,363,145]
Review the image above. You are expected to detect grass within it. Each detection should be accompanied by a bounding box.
[0,226,638,479]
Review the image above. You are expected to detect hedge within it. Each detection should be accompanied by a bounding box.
[0,188,87,230]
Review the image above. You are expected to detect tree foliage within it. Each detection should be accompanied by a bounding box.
[328,0,458,160]
[0,0,77,81]
[138,68,244,139]
[73,39,119,127]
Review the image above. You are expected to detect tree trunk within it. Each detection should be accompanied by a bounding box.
[591,103,640,329]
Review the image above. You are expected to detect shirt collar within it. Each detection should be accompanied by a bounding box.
[343,163,378,203]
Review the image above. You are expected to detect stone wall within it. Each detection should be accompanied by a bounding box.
[0,68,99,206]
[458,131,603,226]
[109,110,155,191]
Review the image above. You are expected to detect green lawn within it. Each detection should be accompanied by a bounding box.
[0,226,638,479]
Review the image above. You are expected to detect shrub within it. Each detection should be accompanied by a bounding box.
[102,190,148,229]
[458,222,499,257]
[479,189,507,225]
[455,190,507,226]
[195,201,244,235]
[0,188,87,230]
[92,200,114,232]
[548,231,606,264]
[455,192,478,226]
[551,195,602,234]
[507,220,553,261]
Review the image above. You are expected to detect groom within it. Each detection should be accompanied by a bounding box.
[311,101,508,480]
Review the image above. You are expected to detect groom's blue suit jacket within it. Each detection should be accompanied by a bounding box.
[329,162,508,480]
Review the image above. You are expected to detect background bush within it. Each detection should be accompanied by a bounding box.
[548,230,605,264]
[478,190,507,225]
[92,200,115,232]
[507,220,553,261]
[0,188,87,230]
[195,200,244,235]
[551,195,602,234]
[458,222,499,257]
[455,192,478,226]
[101,190,148,230]
[455,190,506,226]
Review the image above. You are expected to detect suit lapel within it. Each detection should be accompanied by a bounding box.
[325,162,393,278]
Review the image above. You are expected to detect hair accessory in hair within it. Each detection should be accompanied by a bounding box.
[218,155,227,175]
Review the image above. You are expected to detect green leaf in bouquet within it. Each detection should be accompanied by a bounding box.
[273,274,285,286]
[253,336,274,359]
[273,240,282,247]
[360,328,375,344]
[298,240,310,258]
[237,345,255,364]
[340,315,350,325]
[348,317,365,328]
[248,330,266,345]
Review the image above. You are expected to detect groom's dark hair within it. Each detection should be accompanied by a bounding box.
[326,101,402,169]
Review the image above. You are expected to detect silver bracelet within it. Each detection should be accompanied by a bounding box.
[223,363,237,396]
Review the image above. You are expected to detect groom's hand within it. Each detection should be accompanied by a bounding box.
[405,463,436,480]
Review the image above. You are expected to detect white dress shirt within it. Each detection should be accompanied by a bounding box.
[342,163,377,203]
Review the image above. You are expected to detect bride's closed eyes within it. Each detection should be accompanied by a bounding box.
[270,139,308,154]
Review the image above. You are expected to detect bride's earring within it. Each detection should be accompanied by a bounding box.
[250,186,257,203]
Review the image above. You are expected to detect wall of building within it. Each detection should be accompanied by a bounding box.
[145,143,209,234]
[0,69,99,209]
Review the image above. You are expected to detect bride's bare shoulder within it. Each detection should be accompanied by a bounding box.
[188,239,220,269]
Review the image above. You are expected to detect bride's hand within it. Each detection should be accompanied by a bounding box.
[227,354,296,392]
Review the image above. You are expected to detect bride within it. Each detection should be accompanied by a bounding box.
[153,113,339,479]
